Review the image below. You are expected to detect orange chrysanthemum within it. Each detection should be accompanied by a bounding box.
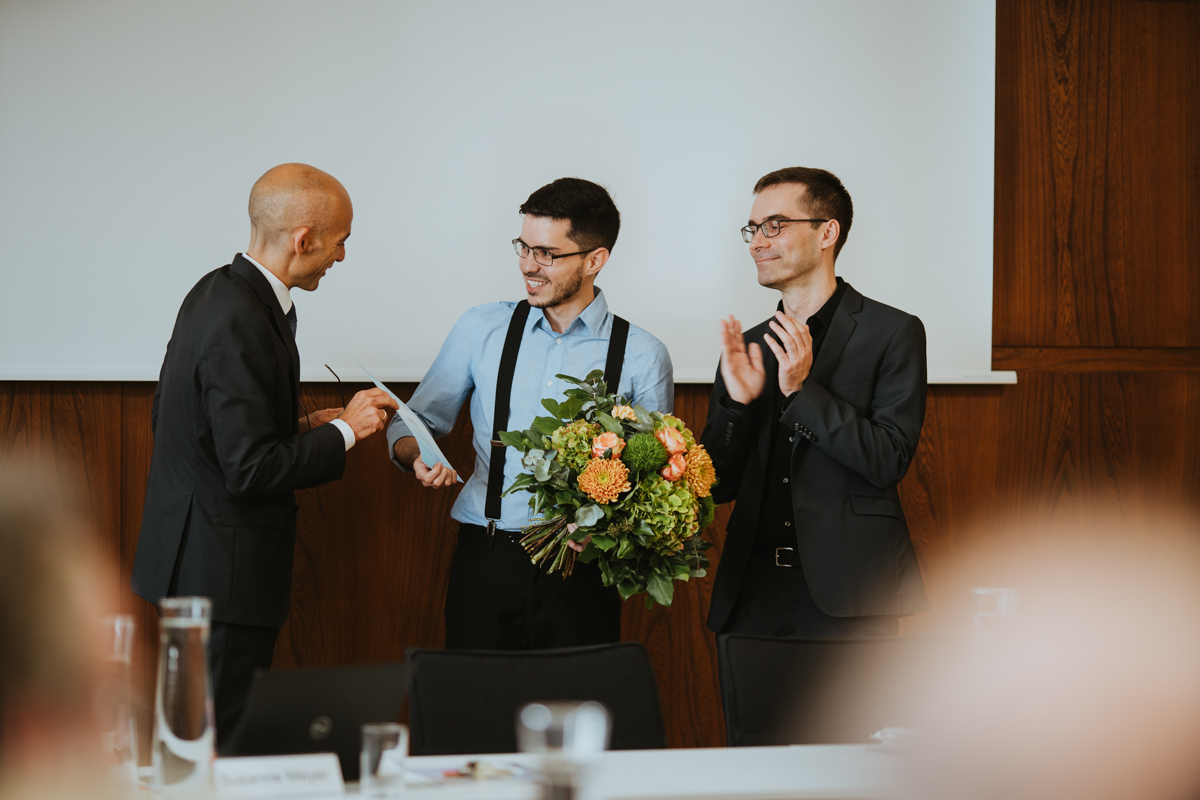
[683,445,716,498]
[577,457,631,504]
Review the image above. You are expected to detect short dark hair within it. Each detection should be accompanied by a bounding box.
[754,167,853,260]
[519,177,620,253]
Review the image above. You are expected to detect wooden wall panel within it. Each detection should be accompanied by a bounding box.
[993,0,1200,348]
[0,382,123,595]
[900,374,1200,622]
[1,0,1197,756]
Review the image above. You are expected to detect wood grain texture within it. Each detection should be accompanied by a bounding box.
[899,374,1200,626]
[994,0,1200,348]
[993,346,1200,370]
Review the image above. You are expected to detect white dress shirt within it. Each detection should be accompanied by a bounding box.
[241,253,356,451]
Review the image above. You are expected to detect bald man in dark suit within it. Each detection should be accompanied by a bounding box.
[131,164,397,742]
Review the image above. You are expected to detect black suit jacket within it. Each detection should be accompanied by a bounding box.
[702,282,928,630]
[131,255,346,628]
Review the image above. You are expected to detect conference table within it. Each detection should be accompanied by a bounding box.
[289,744,904,799]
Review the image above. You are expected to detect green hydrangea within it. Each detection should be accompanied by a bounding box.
[550,419,600,473]
[621,432,669,476]
[627,475,699,555]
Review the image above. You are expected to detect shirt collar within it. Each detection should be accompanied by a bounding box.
[530,286,609,336]
[241,252,292,314]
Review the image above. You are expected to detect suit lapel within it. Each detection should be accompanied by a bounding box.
[230,254,301,404]
[806,282,861,388]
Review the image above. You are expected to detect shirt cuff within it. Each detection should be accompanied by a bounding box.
[330,418,356,451]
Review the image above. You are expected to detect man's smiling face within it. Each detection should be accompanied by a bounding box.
[517,214,590,309]
[747,183,826,291]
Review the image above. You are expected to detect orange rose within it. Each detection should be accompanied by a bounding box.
[592,432,625,459]
[661,453,687,481]
[656,426,687,456]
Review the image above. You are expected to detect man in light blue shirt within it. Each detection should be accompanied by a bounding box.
[388,178,673,649]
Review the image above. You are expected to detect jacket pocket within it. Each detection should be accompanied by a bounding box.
[215,499,287,529]
[851,496,906,521]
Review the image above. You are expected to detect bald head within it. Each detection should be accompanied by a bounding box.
[246,163,353,291]
[248,163,351,247]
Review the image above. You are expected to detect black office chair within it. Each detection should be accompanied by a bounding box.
[717,633,930,747]
[406,642,668,755]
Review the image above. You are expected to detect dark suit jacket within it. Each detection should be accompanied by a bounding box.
[702,282,928,631]
[131,255,346,628]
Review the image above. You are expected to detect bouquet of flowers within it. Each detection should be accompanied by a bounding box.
[500,371,716,608]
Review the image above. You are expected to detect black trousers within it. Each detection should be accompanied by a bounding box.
[208,620,279,748]
[444,523,621,650]
[721,552,899,638]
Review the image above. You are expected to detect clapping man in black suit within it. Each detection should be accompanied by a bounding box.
[131,163,397,742]
[702,167,928,638]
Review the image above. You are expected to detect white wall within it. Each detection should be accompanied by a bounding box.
[0,0,1005,383]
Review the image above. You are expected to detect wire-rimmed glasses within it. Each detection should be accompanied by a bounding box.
[512,238,596,267]
[740,218,829,243]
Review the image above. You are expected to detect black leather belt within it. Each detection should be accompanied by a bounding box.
[461,523,523,547]
[750,542,799,568]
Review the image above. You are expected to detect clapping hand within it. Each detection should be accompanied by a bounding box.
[764,311,813,396]
[719,315,766,404]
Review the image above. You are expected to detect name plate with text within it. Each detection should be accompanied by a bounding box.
[214,753,345,798]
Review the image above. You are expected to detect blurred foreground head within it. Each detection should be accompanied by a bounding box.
[0,465,111,795]
[905,513,1200,800]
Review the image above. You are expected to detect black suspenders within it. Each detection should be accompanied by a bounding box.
[484,301,630,535]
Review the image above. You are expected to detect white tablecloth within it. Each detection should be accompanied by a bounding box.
[379,745,901,800]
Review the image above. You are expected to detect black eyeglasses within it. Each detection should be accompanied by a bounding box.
[741,218,829,243]
[512,238,597,267]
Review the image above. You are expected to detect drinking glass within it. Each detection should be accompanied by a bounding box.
[361,722,407,797]
[973,586,1019,655]
[98,614,138,792]
[518,701,610,800]
[152,597,215,795]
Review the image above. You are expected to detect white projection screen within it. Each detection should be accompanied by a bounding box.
[0,0,1011,384]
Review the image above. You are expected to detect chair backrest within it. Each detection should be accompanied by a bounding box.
[406,642,667,755]
[717,633,929,747]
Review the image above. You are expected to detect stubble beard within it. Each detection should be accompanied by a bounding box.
[528,262,585,309]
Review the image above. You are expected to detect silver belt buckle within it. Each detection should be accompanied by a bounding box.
[775,547,795,568]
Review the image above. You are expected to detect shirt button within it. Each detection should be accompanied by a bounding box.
[782,477,789,484]
[784,521,791,527]
[546,381,553,387]
[556,339,562,345]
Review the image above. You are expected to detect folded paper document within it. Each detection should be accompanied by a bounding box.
[355,360,462,482]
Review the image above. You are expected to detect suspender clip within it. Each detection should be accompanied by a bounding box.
[486,520,497,536]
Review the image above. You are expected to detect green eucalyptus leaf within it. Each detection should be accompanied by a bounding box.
[541,398,563,418]
[574,504,604,528]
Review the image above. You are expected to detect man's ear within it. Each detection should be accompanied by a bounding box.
[820,220,840,252]
[292,226,314,255]
[584,247,610,277]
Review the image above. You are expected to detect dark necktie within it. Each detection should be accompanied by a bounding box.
[285,304,297,338]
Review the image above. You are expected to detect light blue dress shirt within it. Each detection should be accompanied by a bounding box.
[387,288,674,531]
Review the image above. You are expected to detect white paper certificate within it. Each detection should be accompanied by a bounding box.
[355,360,462,482]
